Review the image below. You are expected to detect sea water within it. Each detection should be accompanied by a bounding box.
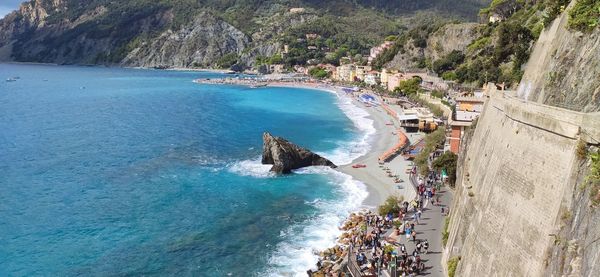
[0,64,373,276]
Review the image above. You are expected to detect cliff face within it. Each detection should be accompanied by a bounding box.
[0,0,250,67]
[121,12,249,68]
[0,0,492,68]
[387,22,482,71]
[517,1,600,112]
[424,23,481,61]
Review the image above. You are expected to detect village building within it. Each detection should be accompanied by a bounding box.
[398,107,438,133]
[368,41,394,64]
[449,96,486,153]
[387,72,411,91]
[334,64,356,82]
[355,65,372,81]
[364,71,380,86]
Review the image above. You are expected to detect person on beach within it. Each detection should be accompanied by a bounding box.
[423,240,429,254]
[411,230,417,242]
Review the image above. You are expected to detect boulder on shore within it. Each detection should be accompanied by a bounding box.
[261,132,337,174]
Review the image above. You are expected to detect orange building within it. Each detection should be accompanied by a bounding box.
[449,97,486,154]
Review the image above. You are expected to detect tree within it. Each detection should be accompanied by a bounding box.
[378,196,403,216]
[309,67,329,79]
[397,77,421,95]
[432,151,458,186]
[432,50,465,75]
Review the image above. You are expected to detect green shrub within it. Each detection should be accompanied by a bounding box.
[431,89,444,99]
[378,196,403,216]
[447,256,461,277]
[587,150,600,206]
[576,139,588,160]
[309,67,329,79]
[216,52,239,69]
[433,151,458,186]
[568,0,600,32]
[442,217,450,246]
[441,71,458,81]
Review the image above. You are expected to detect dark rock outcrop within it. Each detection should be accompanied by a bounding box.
[261,132,336,174]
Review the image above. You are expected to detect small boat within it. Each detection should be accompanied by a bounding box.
[352,164,367,168]
[6,78,17,82]
[250,83,267,88]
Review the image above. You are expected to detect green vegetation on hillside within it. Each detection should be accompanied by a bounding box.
[308,67,329,78]
[568,0,600,32]
[216,52,239,69]
[278,9,403,66]
[393,77,422,95]
[372,21,446,70]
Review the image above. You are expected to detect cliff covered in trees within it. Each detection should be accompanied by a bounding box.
[0,0,491,68]
[381,0,599,89]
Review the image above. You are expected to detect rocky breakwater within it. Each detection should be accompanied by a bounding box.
[261,132,336,174]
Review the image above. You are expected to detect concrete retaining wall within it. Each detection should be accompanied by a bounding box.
[442,91,600,276]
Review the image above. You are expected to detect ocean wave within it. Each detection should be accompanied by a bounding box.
[317,92,375,165]
[262,167,368,277]
[227,158,274,178]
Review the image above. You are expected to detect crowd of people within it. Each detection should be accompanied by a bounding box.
[342,168,444,276]
[308,166,449,277]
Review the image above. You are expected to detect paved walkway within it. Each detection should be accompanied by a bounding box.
[405,173,453,277]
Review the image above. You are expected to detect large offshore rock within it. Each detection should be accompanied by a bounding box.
[261,132,336,174]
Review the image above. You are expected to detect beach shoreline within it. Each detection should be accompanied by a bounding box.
[195,77,418,208]
[259,81,419,208]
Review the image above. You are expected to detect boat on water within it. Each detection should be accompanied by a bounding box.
[250,83,267,88]
[6,78,17,82]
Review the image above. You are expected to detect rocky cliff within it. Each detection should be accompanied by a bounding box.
[0,0,491,68]
[261,132,336,174]
[387,22,482,71]
[121,12,249,68]
[517,1,600,112]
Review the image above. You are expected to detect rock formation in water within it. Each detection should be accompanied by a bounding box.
[261,132,336,174]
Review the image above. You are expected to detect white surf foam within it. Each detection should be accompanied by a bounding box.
[262,167,368,276]
[227,88,375,276]
[317,91,376,165]
[227,157,274,178]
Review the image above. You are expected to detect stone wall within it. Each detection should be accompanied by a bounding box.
[442,89,600,276]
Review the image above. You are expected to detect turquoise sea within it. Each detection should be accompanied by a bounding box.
[0,64,373,276]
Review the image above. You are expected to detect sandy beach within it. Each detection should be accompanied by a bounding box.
[265,81,421,208]
[194,77,421,209]
[337,98,420,207]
